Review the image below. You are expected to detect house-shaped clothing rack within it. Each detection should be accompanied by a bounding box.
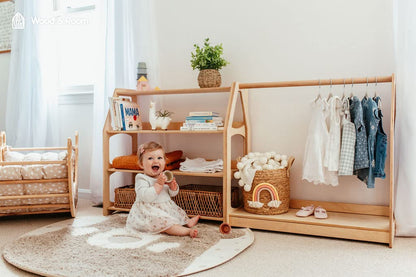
[221,75,396,247]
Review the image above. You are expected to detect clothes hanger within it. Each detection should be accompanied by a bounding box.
[326,79,333,101]
[364,77,369,99]
[350,78,354,98]
[341,79,347,101]
[314,79,322,103]
[374,76,383,109]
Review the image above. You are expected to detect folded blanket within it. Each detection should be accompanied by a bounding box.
[112,150,183,170]
[179,158,223,173]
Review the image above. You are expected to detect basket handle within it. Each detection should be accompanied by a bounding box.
[286,156,295,177]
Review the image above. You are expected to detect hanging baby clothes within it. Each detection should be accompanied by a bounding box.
[338,98,356,176]
[357,96,380,188]
[373,96,387,179]
[349,96,369,172]
[323,96,340,186]
[302,97,338,186]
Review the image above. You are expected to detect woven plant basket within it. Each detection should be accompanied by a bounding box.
[198,69,221,88]
[242,157,295,215]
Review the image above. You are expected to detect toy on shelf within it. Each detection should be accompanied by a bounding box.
[149,101,172,130]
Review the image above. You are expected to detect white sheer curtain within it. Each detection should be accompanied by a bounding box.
[6,0,58,147]
[393,0,416,236]
[90,0,159,204]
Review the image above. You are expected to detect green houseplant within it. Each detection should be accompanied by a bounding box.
[191,38,229,88]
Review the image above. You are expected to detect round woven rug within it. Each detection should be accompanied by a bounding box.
[3,214,253,277]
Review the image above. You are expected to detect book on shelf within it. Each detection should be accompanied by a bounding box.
[185,115,223,121]
[119,100,142,131]
[185,119,224,127]
[108,96,131,130]
[181,122,219,131]
[188,111,220,116]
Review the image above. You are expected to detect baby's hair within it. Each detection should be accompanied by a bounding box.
[137,141,165,165]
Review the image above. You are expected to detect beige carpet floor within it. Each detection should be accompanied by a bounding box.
[1,198,416,276]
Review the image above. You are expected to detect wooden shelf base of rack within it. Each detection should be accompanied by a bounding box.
[228,207,391,245]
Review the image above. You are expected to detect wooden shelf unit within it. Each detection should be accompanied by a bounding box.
[102,83,250,225]
[221,75,396,247]
[103,75,396,247]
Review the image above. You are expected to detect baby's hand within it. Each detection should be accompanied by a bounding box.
[168,179,178,191]
[156,173,167,186]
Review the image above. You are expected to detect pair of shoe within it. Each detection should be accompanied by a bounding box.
[295,205,328,219]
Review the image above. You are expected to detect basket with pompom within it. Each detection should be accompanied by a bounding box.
[234,152,295,215]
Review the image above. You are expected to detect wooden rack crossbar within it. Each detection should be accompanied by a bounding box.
[239,76,392,89]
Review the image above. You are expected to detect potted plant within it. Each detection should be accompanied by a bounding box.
[191,38,229,88]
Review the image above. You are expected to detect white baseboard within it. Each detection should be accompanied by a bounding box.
[78,188,91,199]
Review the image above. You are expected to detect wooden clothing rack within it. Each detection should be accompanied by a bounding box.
[221,74,396,247]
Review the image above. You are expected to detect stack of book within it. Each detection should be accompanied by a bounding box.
[180,111,223,131]
[108,97,142,131]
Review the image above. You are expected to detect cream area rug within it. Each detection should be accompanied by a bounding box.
[2,214,253,277]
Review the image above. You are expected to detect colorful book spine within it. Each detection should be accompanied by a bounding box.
[189,111,219,116]
[119,103,126,130]
[185,116,223,121]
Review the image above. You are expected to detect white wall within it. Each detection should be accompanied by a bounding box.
[154,0,394,205]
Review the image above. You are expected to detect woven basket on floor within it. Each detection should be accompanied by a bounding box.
[198,69,221,88]
[172,184,239,218]
[114,185,135,209]
[242,157,295,215]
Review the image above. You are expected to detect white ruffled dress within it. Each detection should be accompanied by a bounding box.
[126,174,189,234]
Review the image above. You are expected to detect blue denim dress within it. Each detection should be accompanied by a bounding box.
[349,96,369,171]
[357,97,380,188]
[373,96,387,179]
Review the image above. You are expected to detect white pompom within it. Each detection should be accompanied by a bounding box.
[238,180,244,187]
[248,152,255,159]
[237,162,244,170]
[234,171,241,179]
[241,156,248,163]
[254,152,261,156]
[281,160,288,167]
[259,157,268,164]
[274,154,281,161]
[253,161,261,167]
[270,151,276,157]
[263,164,272,170]
[271,164,279,169]
[265,152,272,159]
[255,165,262,170]
[244,184,251,191]
[281,154,288,160]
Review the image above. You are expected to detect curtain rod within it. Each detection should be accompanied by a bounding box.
[239,75,393,89]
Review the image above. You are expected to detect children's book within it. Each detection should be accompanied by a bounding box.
[108,96,131,130]
[188,111,219,116]
[119,100,142,131]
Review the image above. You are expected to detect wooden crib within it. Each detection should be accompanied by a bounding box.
[0,131,79,217]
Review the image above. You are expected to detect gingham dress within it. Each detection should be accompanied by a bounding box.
[338,98,356,176]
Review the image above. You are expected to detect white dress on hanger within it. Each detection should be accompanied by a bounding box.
[302,98,330,185]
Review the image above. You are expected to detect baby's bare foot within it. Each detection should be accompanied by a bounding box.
[189,228,198,238]
[187,215,200,228]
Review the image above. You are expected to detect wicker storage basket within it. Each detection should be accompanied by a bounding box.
[172,184,239,218]
[197,69,221,88]
[115,184,239,217]
[114,185,135,209]
[242,157,295,215]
